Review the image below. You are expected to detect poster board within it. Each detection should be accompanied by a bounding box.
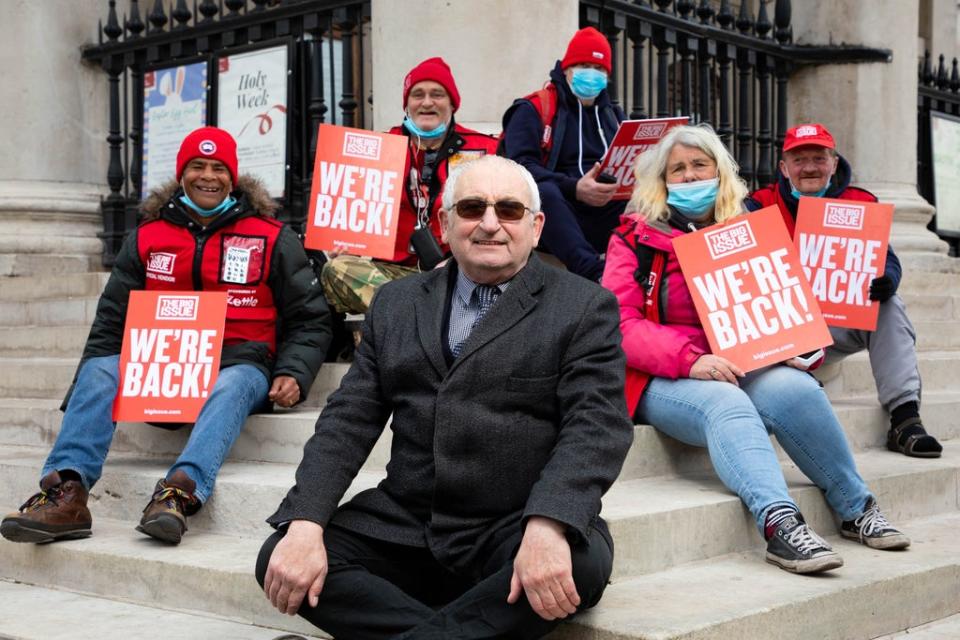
[113,291,227,423]
[597,116,688,200]
[930,111,960,236]
[794,197,892,330]
[216,42,290,198]
[143,60,208,196]
[672,206,833,372]
[304,124,406,258]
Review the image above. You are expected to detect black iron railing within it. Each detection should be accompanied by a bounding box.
[917,51,960,255]
[83,0,371,266]
[579,0,891,189]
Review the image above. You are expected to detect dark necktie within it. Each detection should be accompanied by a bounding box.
[452,285,500,357]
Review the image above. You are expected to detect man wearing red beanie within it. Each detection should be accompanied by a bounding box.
[321,57,499,314]
[2,126,331,546]
[501,27,626,282]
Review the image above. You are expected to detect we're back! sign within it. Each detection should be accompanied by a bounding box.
[113,291,227,423]
[672,206,833,371]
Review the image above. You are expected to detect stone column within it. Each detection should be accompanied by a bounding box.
[0,0,107,272]
[370,0,578,134]
[789,0,952,265]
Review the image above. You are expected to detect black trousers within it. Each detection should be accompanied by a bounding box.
[255,522,613,640]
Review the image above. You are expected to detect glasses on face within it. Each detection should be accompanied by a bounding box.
[453,198,531,221]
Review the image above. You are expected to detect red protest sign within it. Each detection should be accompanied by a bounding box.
[597,117,688,200]
[794,197,892,331]
[672,206,833,372]
[113,291,227,423]
[304,124,406,259]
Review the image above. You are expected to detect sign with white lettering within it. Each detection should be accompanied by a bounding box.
[113,291,227,423]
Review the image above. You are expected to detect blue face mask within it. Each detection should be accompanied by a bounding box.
[569,68,608,100]
[403,114,447,140]
[179,193,236,218]
[789,180,829,200]
[666,178,719,219]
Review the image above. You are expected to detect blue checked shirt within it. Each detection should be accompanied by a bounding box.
[447,271,511,356]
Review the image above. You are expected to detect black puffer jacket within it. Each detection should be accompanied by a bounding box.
[65,175,331,408]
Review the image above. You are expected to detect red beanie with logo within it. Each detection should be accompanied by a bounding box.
[402,57,461,112]
[176,126,239,181]
[561,27,612,74]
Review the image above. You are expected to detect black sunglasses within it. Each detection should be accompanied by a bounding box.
[453,198,531,221]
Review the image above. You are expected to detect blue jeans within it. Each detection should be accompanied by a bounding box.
[42,355,269,502]
[637,365,871,532]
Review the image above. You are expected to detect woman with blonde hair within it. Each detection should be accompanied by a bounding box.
[603,124,908,574]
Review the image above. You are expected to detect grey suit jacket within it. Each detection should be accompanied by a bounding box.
[268,255,633,574]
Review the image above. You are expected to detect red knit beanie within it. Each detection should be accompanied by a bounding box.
[402,57,461,112]
[176,126,238,181]
[561,27,612,74]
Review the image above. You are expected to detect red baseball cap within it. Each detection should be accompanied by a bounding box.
[782,123,836,152]
[402,57,461,112]
[176,127,238,181]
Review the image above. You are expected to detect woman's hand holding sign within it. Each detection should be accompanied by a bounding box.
[691,354,743,385]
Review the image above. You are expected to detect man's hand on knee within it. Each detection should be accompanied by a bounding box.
[269,375,301,408]
[507,516,580,621]
[264,520,327,615]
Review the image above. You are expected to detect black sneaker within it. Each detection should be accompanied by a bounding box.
[765,513,844,574]
[840,497,910,550]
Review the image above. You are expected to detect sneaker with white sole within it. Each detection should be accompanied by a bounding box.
[766,513,844,574]
[840,497,910,550]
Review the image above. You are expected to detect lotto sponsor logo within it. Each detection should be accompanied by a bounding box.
[633,123,668,140]
[155,295,199,321]
[147,252,176,275]
[823,203,865,230]
[705,220,757,260]
[795,125,819,138]
[343,132,382,161]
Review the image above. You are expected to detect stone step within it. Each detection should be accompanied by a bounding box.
[0,325,89,358]
[554,511,960,640]
[0,580,325,640]
[0,357,349,404]
[899,292,960,320]
[0,297,99,327]
[0,254,100,277]
[816,349,960,397]
[0,519,324,638]
[0,389,957,477]
[875,612,960,639]
[0,272,108,300]
[1,443,957,579]
[915,320,960,350]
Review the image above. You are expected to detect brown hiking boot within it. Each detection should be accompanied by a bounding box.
[0,470,92,543]
[136,469,200,545]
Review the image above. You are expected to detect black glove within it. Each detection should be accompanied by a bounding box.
[869,275,896,302]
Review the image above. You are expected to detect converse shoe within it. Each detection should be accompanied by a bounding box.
[0,470,92,543]
[136,470,200,545]
[766,513,844,574]
[841,497,910,550]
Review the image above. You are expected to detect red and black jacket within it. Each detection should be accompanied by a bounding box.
[69,176,331,407]
[387,121,499,265]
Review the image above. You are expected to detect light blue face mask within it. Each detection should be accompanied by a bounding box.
[569,67,608,100]
[403,114,447,140]
[789,180,829,200]
[179,193,237,218]
[666,178,719,219]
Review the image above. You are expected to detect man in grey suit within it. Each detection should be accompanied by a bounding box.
[256,155,633,639]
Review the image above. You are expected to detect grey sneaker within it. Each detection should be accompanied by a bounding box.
[766,514,844,574]
[841,497,910,550]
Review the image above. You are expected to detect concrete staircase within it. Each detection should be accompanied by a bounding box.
[0,256,958,640]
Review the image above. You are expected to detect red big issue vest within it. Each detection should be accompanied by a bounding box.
[138,216,282,355]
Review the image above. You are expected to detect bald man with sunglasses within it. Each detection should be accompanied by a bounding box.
[257,155,632,639]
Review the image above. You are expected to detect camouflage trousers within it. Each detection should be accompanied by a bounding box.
[321,255,418,314]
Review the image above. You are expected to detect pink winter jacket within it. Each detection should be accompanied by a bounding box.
[603,213,710,415]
